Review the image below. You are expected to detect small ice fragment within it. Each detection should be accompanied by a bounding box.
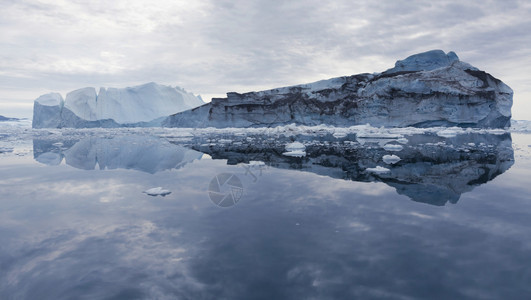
[397,138,409,144]
[383,144,403,151]
[249,161,265,166]
[333,132,347,138]
[436,128,459,138]
[284,141,306,157]
[283,150,306,157]
[285,141,305,151]
[489,129,506,135]
[382,154,401,164]
[366,166,390,174]
[143,187,171,196]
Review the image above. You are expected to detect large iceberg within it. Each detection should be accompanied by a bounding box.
[164,50,513,129]
[32,82,203,128]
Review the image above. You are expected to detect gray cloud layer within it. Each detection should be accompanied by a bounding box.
[1,0,530,119]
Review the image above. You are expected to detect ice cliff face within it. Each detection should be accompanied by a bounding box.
[32,82,203,128]
[165,50,513,129]
[32,93,64,128]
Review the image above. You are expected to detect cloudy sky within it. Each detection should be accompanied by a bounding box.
[1,0,530,119]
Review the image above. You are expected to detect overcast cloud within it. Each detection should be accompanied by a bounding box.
[1,0,530,119]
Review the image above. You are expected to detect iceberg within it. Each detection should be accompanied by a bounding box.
[165,50,512,129]
[32,82,203,128]
[32,93,64,128]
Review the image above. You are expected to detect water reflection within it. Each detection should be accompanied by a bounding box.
[33,136,203,173]
[4,133,527,299]
[187,132,514,206]
[33,132,514,205]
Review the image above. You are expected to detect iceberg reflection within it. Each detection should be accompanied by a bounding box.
[187,132,514,206]
[33,131,514,206]
[33,135,204,173]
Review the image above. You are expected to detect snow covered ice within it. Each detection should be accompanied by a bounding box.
[366,166,391,174]
[382,155,401,164]
[283,141,306,157]
[166,50,513,129]
[33,82,204,128]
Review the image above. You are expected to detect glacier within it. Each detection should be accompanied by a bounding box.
[32,82,203,128]
[165,50,513,129]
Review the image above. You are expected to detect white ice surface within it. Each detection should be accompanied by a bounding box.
[35,93,64,106]
[285,141,306,151]
[383,155,401,164]
[366,166,391,174]
[56,82,204,124]
[383,144,404,151]
[283,150,306,157]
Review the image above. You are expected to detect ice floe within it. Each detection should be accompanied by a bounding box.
[383,155,401,164]
[366,166,391,174]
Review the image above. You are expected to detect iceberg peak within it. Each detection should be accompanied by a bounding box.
[35,92,64,107]
[165,50,512,129]
[384,50,460,74]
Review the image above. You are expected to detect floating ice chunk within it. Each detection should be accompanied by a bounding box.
[249,161,266,166]
[285,141,305,151]
[283,150,306,157]
[333,132,347,138]
[383,154,401,164]
[284,142,306,157]
[366,166,390,174]
[143,187,171,196]
[397,138,409,144]
[356,129,402,139]
[436,128,460,138]
[488,129,507,135]
[383,144,403,151]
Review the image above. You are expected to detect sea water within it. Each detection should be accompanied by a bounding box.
[1,122,530,299]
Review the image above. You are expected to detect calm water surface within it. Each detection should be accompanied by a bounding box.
[1,128,530,299]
